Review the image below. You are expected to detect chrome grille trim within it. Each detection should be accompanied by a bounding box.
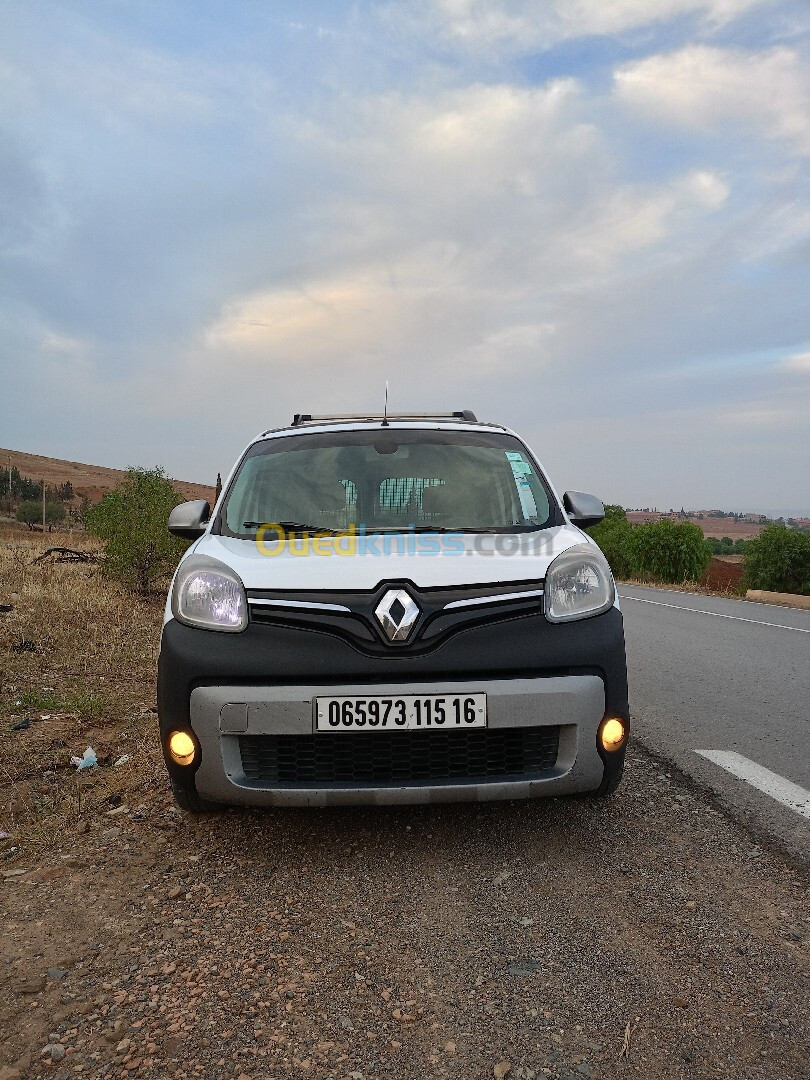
[249,598,351,613]
[443,588,544,611]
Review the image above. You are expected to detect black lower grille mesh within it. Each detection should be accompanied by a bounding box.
[238,727,560,787]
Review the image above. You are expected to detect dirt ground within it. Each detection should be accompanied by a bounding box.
[1,539,808,1080]
[699,558,744,594]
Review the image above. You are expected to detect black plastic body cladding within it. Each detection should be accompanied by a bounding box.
[158,607,629,793]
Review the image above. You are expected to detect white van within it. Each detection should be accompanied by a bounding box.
[157,412,629,811]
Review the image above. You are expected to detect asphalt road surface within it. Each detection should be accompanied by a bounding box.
[620,584,810,863]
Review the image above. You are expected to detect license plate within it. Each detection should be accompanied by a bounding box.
[315,693,487,731]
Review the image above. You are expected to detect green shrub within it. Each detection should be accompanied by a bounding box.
[16,500,67,528]
[586,505,634,579]
[628,518,711,584]
[85,467,189,593]
[707,535,750,556]
[743,525,810,595]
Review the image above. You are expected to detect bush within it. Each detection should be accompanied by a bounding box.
[85,467,189,593]
[16,500,67,528]
[743,525,810,595]
[706,536,751,556]
[628,518,711,584]
[16,501,42,527]
[586,505,634,579]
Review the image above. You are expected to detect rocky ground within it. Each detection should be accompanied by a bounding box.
[2,746,809,1080]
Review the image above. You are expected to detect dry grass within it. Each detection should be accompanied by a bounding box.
[0,533,167,846]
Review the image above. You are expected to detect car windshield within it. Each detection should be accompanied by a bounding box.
[219,428,556,538]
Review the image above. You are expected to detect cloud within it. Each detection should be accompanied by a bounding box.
[199,82,734,395]
[410,0,765,54]
[614,45,810,153]
[781,350,810,371]
[2,1,809,513]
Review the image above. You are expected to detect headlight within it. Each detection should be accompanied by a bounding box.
[544,544,615,623]
[172,557,248,632]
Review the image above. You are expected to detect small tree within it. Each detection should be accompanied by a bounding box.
[743,525,810,596]
[16,500,66,529]
[16,500,41,528]
[45,501,66,527]
[628,518,711,584]
[85,467,189,593]
[586,505,634,579]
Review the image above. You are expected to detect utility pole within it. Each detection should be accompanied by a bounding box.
[42,478,46,532]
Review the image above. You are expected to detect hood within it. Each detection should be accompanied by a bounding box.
[186,525,591,591]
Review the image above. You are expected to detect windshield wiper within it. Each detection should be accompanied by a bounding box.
[472,524,540,533]
[242,520,342,535]
[409,524,539,534]
[409,526,483,534]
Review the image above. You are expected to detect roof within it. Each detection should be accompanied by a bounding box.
[290,410,478,426]
[258,411,511,438]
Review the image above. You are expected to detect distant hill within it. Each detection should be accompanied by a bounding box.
[0,448,215,507]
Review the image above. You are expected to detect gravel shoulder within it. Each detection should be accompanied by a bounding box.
[2,745,809,1080]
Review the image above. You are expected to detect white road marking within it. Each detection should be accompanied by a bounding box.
[695,751,810,820]
[620,594,810,633]
[619,582,806,612]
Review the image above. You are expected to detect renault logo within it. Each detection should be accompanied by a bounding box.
[374,588,420,642]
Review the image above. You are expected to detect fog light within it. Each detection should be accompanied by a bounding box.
[168,730,196,766]
[600,717,627,752]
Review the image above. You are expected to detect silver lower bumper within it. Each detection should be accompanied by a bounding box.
[189,676,607,806]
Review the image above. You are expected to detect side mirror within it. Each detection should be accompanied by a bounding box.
[168,499,211,539]
[563,490,605,529]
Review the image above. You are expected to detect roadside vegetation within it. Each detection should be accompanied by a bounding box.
[588,507,810,595]
[84,467,189,593]
[742,523,810,595]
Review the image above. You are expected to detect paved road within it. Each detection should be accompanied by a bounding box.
[620,584,810,862]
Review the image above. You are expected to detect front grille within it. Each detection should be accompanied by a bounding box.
[238,727,560,787]
[246,580,545,656]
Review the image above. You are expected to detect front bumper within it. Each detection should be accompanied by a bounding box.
[189,675,604,806]
[157,607,629,806]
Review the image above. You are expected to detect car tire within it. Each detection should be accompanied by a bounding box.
[170,778,219,814]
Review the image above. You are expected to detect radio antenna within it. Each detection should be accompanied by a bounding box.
[382,381,389,426]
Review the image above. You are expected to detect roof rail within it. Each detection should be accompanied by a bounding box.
[290,410,478,426]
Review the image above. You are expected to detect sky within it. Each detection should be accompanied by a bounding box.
[1,0,809,515]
